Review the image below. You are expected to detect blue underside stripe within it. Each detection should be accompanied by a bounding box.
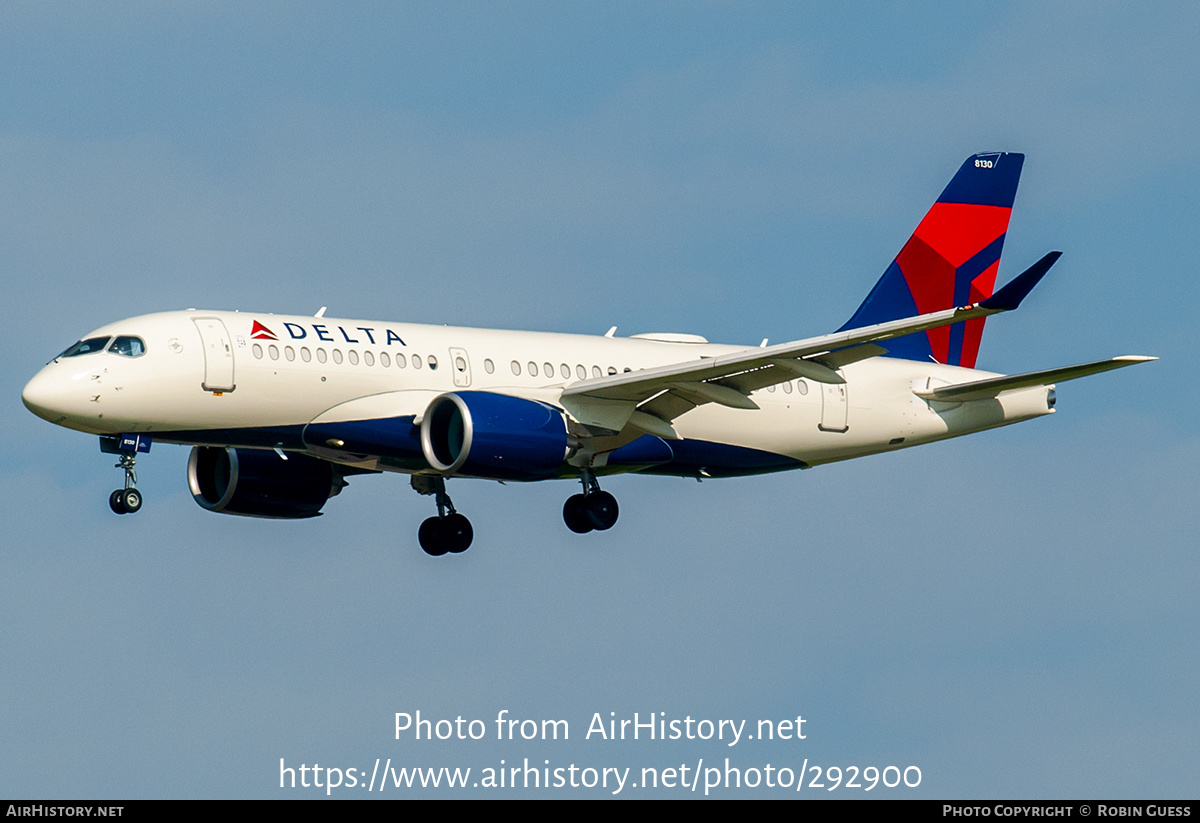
[145,424,804,478]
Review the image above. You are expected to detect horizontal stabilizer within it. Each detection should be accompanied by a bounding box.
[915,355,1157,402]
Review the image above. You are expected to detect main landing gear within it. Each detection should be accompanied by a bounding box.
[562,469,619,534]
[412,475,473,556]
[410,470,620,555]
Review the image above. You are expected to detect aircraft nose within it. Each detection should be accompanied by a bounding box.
[22,367,72,424]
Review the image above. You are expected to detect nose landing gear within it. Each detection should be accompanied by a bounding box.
[109,453,143,515]
[563,469,619,533]
[101,435,151,515]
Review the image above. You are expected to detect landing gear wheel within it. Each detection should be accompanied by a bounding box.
[108,448,143,515]
[441,513,473,554]
[563,494,594,533]
[585,490,619,531]
[412,476,473,556]
[418,517,448,556]
[109,488,142,514]
[119,488,142,514]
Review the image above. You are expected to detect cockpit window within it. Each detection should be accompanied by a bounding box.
[108,336,146,357]
[58,337,112,358]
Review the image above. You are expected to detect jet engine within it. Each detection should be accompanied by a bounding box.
[420,391,571,479]
[187,446,345,518]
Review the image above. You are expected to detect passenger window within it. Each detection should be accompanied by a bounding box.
[484,359,495,374]
[428,355,438,370]
[332,349,343,364]
[511,360,521,375]
[577,365,586,379]
[397,353,406,368]
[560,364,570,379]
[543,362,553,378]
[364,351,374,366]
[528,361,538,377]
[253,344,264,359]
[380,352,390,367]
[269,345,279,360]
[348,350,360,365]
[317,348,327,364]
[592,366,602,378]
[412,354,422,369]
[285,346,296,362]
[301,347,312,363]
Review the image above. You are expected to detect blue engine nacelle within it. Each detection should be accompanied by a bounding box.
[187,446,345,519]
[420,391,570,480]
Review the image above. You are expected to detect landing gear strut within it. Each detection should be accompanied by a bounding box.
[109,451,143,515]
[563,469,619,534]
[411,475,473,556]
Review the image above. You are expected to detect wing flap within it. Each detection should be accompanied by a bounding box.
[563,285,1032,406]
[811,343,889,370]
[560,257,1055,430]
[637,390,698,424]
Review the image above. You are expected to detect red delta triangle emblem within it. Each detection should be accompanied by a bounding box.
[250,320,278,340]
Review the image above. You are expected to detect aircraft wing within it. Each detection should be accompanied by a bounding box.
[560,254,1058,434]
[913,355,1156,403]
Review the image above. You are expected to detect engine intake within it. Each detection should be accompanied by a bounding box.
[420,391,569,479]
[187,446,344,519]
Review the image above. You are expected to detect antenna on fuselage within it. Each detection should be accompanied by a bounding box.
[315,307,327,318]
[604,326,617,337]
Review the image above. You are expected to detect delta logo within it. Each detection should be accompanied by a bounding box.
[250,320,278,340]
[248,319,406,347]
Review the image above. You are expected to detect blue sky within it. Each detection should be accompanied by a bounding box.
[2,1,1196,798]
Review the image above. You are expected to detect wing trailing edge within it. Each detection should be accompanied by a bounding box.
[560,264,1052,433]
[564,262,1051,407]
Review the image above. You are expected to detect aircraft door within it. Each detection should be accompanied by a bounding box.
[818,380,848,432]
[193,317,236,392]
[449,347,472,388]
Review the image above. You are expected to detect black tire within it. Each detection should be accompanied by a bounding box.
[418,517,448,556]
[441,513,473,554]
[109,489,127,515]
[563,494,593,533]
[120,488,142,514]
[585,491,619,531]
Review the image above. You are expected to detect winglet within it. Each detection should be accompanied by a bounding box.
[978,251,1061,311]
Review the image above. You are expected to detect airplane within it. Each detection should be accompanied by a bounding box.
[22,152,1155,556]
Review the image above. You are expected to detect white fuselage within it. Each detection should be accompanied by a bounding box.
[23,309,1055,478]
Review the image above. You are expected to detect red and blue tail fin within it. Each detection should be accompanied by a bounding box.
[839,152,1024,368]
